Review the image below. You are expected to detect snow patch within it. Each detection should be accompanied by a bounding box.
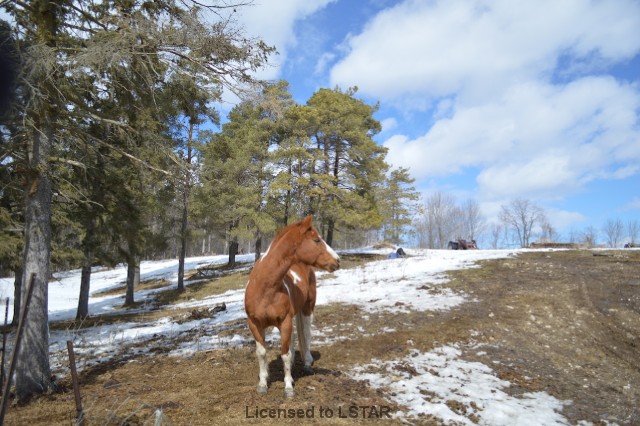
[351,344,570,425]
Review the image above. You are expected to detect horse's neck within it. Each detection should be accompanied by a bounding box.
[253,239,296,286]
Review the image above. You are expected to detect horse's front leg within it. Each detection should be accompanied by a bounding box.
[279,316,295,398]
[248,319,268,394]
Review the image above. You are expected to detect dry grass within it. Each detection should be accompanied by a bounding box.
[5,250,640,425]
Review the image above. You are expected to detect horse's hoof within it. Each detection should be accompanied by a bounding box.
[284,388,295,399]
[257,385,268,394]
[303,366,314,375]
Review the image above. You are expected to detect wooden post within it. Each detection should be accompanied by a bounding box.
[0,273,36,424]
[66,340,84,426]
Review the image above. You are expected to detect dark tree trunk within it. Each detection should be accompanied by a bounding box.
[125,259,139,306]
[228,239,238,268]
[254,234,262,263]
[177,198,188,292]
[177,139,193,293]
[76,215,96,320]
[12,267,22,326]
[77,263,91,320]
[326,219,335,247]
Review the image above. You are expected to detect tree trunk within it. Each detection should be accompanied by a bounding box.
[76,215,96,320]
[125,258,139,306]
[228,239,238,268]
[326,219,335,247]
[76,262,91,320]
[15,125,54,401]
[254,234,262,263]
[177,137,193,293]
[12,267,22,325]
[177,199,188,292]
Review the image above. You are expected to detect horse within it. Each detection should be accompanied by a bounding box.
[244,216,340,398]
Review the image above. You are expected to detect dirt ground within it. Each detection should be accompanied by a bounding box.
[4,250,640,425]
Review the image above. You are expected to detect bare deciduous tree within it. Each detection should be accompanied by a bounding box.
[415,193,485,248]
[602,218,624,248]
[461,198,486,242]
[627,219,639,244]
[539,219,558,243]
[418,192,462,249]
[489,223,504,249]
[581,226,599,248]
[499,198,546,248]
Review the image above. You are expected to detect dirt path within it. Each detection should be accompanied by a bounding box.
[5,250,640,425]
[445,250,640,425]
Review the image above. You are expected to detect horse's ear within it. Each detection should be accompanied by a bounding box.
[300,215,313,232]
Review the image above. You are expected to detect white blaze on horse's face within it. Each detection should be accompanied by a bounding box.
[297,226,340,272]
[323,239,340,263]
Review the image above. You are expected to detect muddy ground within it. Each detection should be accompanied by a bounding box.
[4,250,640,425]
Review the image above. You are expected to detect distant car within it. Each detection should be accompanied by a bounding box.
[448,239,478,250]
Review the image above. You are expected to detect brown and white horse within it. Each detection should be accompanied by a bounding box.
[244,216,340,398]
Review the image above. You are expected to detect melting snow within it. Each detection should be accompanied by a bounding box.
[0,248,581,424]
[350,344,570,425]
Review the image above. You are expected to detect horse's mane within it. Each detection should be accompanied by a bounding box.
[269,220,301,246]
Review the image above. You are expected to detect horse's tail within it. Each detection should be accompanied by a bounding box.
[295,311,307,362]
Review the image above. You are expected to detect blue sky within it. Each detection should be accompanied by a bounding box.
[230,0,640,240]
[4,1,638,241]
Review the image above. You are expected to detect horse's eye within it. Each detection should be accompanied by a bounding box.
[314,238,321,243]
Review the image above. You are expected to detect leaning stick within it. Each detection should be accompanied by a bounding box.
[67,340,85,426]
[0,273,36,424]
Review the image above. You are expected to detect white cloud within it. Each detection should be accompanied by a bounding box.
[329,0,640,103]
[380,117,398,133]
[545,209,588,230]
[233,0,336,80]
[383,76,640,200]
[624,197,640,211]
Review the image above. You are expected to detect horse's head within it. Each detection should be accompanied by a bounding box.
[293,216,340,272]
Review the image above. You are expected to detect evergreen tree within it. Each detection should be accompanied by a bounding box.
[3,0,273,400]
[199,97,274,265]
[303,87,388,245]
[378,168,419,244]
[165,71,220,291]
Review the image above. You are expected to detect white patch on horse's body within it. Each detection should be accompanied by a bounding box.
[260,244,271,262]
[289,270,301,285]
[282,280,291,298]
[322,239,339,261]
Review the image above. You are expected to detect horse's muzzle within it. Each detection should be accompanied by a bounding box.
[329,259,340,272]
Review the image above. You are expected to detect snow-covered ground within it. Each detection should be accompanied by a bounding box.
[0,248,578,425]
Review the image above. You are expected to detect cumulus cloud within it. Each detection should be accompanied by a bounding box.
[380,117,398,133]
[329,0,640,103]
[383,77,640,199]
[234,0,336,80]
[624,197,640,211]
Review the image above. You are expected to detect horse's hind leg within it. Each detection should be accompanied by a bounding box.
[296,313,314,375]
[248,320,268,394]
[279,317,295,398]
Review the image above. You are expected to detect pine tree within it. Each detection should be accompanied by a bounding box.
[4,0,273,400]
[302,87,388,245]
[165,71,220,292]
[378,168,420,244]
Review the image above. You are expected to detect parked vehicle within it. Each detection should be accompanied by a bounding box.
[448,239,478,250]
